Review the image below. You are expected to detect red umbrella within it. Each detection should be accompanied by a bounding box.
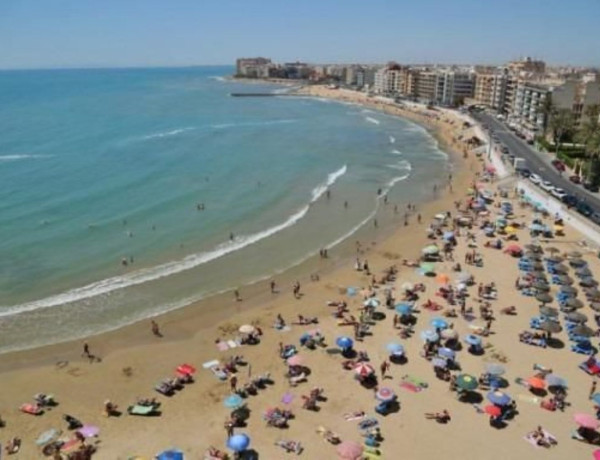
[574,413,599,430]
[504,244,522,254]
[484,405,501,417]
[176,364,196,375]
[353,363,375,377]
[336,441,364,459]
[527,376,546,390]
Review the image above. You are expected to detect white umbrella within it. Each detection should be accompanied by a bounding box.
[239,325,255,334]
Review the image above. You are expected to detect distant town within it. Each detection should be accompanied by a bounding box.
[235,57,600,144]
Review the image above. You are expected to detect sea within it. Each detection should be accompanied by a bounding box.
[0,66,450,353]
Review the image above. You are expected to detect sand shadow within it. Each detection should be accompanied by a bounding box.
[458,391,483,404]
[546,338,565,349]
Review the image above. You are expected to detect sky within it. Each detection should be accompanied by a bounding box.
[0,0,599,69]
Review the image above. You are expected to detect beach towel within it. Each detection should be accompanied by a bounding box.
[343,412,365,421]
[399,382,421,393]
[517,394,540,405]
[402,375,428,388]
[281,393,294,405]
[216,341,228,351]
[524,434,541,448]
[202,360,220,369]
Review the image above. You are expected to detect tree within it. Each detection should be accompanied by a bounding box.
[540,96,555,136]
[577,104,600,183]
[549,108,575,157]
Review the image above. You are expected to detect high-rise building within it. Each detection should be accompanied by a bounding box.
[475,68,509,110]
[508,57,546,75]
[235,57,272,78]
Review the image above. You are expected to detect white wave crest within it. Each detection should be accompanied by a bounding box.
[386,173,410,188]
[391,149,402,155]
[389,136,396,144]
[365,117,380,125]
[209,76,227,82]
[0,154,52,161]
[310,165,347,203]
[142,127,195,140]
[211,119,296,129]
[388,160,412,172]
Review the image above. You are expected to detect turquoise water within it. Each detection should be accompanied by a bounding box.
[0,66,449,352]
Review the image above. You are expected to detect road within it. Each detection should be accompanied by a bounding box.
[473,112,600,216]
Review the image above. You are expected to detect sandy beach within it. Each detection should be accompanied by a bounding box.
[2,86,600,460]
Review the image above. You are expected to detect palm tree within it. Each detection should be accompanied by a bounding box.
[577,105,600,183]
[549,108,575,157]
[540,96,555,137]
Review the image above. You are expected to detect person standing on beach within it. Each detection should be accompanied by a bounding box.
[380,360,390,379]
[82,342,91,359]
[151,320,162,337]
[417,213,422,224]
[234,289,241,302]
[590,380,597,400]
[270,280,277,294]
[230,375,238,392]
[224,418,234,439]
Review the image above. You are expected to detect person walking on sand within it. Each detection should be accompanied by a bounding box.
[270,280,277,294]
[151,320,162,337]
[230,375,238,393]
[82,342,91,359]
[234,289,241,302]
[224,418,234,439]
[590,380,597,400]
[380,360,390,379]
[417,213,422,224]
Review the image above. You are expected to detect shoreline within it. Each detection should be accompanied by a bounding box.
[0,87,472,371]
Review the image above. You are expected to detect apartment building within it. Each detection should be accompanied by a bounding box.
[235,57,273,78]
[474,68,509,110]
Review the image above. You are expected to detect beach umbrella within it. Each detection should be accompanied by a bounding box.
[336,441,364,460]
[346,287,357,296]
[531,262,545,270]
[157,450,184,460]
[395,303,412,316]
[375,387,396,402]
[581,277,599,288]
[420,330,440,343]
[570,258,587,267]
[545,256,564,264]
[386,343,405,355]
[432,357,448,368]
[422,245,440,255]
[539,306,559,317]
[524,252,542,261]
[485,363,506,376]
[536,292,553,304]
[538,321,562,333]
[527,377,546,390]
[505,244,522,255]
[592,394,600,405]
[574,413,599,430]
[557,275,574,285]
[238,324,255,334]
[287,355,303,366]
[35,428,62,446]
[572,325,594,337]
[176,363,196,376]
[438,347,456,360]
[443,231,455,240]
[464,334,482,346]
[336,336,354,349]
[456,272,471,283]
[533,282,550,291]
[565,299,585,311]
[576,267,592,277]
[223,394,244,409]
[354,362,375,377]
[430,317,449,330]
[567,251,583,259]
[401,282,414,292]
[560,285,578,295]
[227,433,250,452]
[363,298,380,308]
[546,247,560,254]
[456,374,478,391]
[420,263,435,275]
[487,390,511,406]
[525,244,542,252]
[484,405,502,417]
[585,288,600,298]
[546,374,568,389]
[591,302,600,312]
[436,273,450,284]
[505,226,517,234]
[441,328,458,340]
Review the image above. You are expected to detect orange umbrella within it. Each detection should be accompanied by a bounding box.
[436,273,450,284]
[527,377,546,390]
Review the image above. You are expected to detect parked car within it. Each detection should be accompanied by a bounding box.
[577,202,594,217]
[569,175,581,184]
[501,146,509,154]
[529,173,542,185]
[519,168,531,178]
[562,195,578,207]
[591,212,600,226]
[584,182,600,193]
[551,188,567,200]
[551,160,566,172]
[540,181,554,192]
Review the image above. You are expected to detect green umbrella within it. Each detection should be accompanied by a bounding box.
[420,263,435,274]
[456,374,479,391]
[422,245,440,255]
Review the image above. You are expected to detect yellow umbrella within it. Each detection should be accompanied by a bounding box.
[505,226,517,234]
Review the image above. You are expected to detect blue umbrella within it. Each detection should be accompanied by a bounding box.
[157,449,184,460]
[487,391,511,406]
[432,357,447,368]
[336,336,354,349]
[431,317,449,330]
[546,374,567,388]
[443,231,455,240]
[464,334,482,346]
[227,433,250,452]
[592,393,600,405]
[224,394,244,409]
[438,347,455,359]
[530,223,545,232]
[420,330,439,342]
[346,287,357,296]
[386,343,404,355]
[395,303,412,315]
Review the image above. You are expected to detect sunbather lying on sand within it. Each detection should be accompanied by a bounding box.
[5,437,21,455]
[527,426,557,447]
[317,426,341,444]
[425,410,451,423]
[402,259,419,267]
[205,446,228,459]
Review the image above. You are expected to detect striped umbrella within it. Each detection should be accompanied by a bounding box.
[375,387,396,402]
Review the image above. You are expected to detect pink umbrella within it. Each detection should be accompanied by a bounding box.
[77,425,100,438]
[336,440,364,459]
[176,363,196,375]
[353,363,375,377]
[287,355,303,366]
[593,449,600,460]
[574,413,599,430]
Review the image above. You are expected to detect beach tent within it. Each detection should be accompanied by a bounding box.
[227,433,250,452]
[156,449,184,460]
